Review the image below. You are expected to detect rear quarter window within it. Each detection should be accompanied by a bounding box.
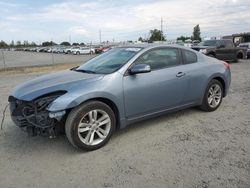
[183,50,197,64]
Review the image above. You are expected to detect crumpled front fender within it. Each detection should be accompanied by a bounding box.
[47,91,122,112]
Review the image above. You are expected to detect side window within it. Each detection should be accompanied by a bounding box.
[135,48,180,70]
[218,40,225,47]
[183,50,197,64]
[224,40,234,48]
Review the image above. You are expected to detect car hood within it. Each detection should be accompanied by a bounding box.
[11,70,104,101]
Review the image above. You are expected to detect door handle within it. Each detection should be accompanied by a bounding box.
[176,72,185,77]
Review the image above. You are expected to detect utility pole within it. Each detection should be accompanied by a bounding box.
[160,17,163,42]
[99,29,102,45]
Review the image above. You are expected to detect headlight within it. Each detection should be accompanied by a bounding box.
[199,49,207,54]
[23,91,67,127]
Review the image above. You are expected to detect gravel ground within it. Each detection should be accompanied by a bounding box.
[0,60,249,188]
[0,51,95,69]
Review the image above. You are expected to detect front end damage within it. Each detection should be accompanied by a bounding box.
[8,91,67,137]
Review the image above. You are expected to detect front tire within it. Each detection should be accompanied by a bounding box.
[200,79,223,112]
[65,101,116,151]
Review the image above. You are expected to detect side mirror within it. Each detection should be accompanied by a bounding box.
[129,64,151,75]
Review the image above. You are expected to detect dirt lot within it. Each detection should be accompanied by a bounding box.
[0,60,249,188]
[0,51,95,69]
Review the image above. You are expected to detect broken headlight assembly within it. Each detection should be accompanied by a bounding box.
[9,91,67,137]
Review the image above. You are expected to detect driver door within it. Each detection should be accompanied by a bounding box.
[215,40,226,60]
[123,47,188,119]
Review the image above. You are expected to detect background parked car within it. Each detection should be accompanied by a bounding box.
[95,46,110,54]
[29,47,37,52]
[37,47,52,53]
[64,46,80,54]
[238,42,250,59]
[46,47,52,53]
[36,47,47,52]
[71,47,95,55]
[52,47,66,53]
[192,39,247,61]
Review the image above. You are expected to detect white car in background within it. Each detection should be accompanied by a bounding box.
[71,47,95,55]
[52,47,66,53]
[184,43,193,48]
[64,46,80,54]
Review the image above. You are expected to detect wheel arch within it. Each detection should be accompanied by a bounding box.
[57,95,123,130]
[82,97,121,129]
[213,77,226,97]
[200,74,227,105]
[209,76,226,97]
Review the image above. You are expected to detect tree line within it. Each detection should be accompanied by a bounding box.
[176,24,201,42]
[138,24,201,42]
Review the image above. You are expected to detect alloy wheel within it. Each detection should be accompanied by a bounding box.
[77,109,111,146]
[207,84,222,108]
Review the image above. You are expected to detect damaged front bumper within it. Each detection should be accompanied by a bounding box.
[8,94,66,137]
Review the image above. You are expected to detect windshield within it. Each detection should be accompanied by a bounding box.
[199,40,218,46]
[76,47,142,74]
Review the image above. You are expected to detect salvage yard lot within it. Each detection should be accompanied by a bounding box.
[0,51,95,69]
[0,60,249,187]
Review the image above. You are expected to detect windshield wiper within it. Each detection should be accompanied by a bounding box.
[70,66,79,70]
[74,69,96,74]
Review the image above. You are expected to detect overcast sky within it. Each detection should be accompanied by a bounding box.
[0,0,249,44]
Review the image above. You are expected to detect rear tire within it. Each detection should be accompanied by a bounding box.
[200,79,223,112]
[65,101,116,151]
[237,52,243,59]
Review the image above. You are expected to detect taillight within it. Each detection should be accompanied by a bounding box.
[222,61,230,69]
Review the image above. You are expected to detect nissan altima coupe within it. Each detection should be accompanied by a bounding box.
[9,44,231,150]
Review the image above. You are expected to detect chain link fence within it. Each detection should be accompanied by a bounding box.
[0,49,95,70]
